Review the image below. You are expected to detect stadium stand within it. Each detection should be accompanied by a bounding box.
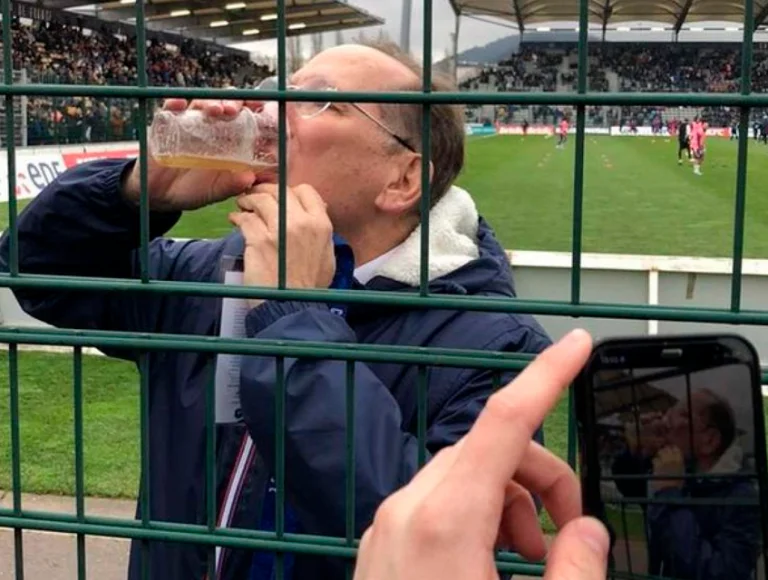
[460,41,768,131]
[4,16,273,146]
[10,15,763,142]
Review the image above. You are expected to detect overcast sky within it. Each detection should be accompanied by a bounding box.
[229,0,516,62]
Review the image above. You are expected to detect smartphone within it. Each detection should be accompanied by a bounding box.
[574,334,768,580]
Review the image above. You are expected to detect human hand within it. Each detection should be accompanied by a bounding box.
[229,184,335,306]
[353,329,611,580]
[626,412,667,458]
[640,417,669,458]
[122,98,270,212]
[650,445,685,492]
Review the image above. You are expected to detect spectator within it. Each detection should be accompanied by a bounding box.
[460,42,767,130]
[0,41,552,580]
[611,390,761,580]
[0,18,273,146]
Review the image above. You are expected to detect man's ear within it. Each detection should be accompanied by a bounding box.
[375,154,434,215]
[701,427,721,458]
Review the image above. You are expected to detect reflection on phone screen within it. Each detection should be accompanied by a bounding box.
[593,363,764,580]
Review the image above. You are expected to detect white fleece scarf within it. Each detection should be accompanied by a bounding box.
[368,185,480,287]
[707,443,744,475]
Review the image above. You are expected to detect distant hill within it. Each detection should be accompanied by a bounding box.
[455,35,521,65]
[455,31,617,65]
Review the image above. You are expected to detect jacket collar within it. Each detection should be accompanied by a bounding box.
[361,185,480,287]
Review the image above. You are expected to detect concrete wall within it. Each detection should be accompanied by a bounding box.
[508,251,768,363]
[3,249,768,363]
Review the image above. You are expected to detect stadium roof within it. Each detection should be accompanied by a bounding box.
[449,0,768,34]
[21,0,384,45]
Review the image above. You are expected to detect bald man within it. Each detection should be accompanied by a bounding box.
[612,389,760,580]
[0,41,552,580]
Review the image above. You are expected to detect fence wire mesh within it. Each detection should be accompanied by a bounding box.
[0,0,766,578]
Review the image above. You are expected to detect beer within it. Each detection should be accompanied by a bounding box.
[149,107,279,173]
[153,154,276,174]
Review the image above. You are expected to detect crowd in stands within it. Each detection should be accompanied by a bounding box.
[6,20,765,145]
[600,44,741,92]
[3,17,273,146]
[460,42,768,129]
[464,48,562,92]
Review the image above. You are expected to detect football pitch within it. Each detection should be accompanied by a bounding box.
[2,134,768,504]
[162,133,768,258]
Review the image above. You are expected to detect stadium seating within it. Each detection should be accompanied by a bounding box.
[9,20,763,140]
[2,16,273,146]
[461,42,768,129]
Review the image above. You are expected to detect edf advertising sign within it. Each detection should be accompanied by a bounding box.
[464,123,497,136]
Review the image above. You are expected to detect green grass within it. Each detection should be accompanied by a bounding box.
[159,135,768,257]
[7,136,764,258]
[462,135,768,258]
[605,504,647,541]
[0,135,764,258]
[0,351,140,498]
[0,350,570,503]
[1,135,767,523]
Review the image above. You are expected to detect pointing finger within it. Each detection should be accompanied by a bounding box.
[514,442,581,530]
[450,329,592,492]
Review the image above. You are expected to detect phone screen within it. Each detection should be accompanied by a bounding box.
[588,358,765,580]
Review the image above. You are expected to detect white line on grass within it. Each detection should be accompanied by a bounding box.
[466,133,499,142]
[0,527,129,542]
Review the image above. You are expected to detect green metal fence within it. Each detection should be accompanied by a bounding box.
[0,0,767,578]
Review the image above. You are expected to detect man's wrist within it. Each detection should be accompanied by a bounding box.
[245,301,329,336]
[119,159,140,206]
[650,478,683,493]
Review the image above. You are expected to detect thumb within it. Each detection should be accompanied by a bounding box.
[543,517,609,580]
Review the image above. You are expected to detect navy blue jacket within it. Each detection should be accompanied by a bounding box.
[612,450,761,579]
[0,158,552,580]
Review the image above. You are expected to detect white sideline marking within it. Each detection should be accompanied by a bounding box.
[0,527,128,542]
[0,343,105,356]
[467,133,499,141]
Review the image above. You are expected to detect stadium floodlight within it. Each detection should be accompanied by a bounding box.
[289,22,307,30]
[261,13,278,21]
[726,26,741,31]
[689,27,704,31]
[226,2,247,8]
[651,27,665,31]
[617,26,631,31]
[536,26,551,31]
[210,20,229,27]
[170,9,191,17]
[242,28,260,35]
[119,0,135,4]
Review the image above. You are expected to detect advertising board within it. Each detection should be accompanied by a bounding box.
[610,126,731,138]
[0,143,139,202]
[465,123,497,136]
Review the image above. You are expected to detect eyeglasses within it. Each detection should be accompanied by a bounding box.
[256,76,417,153]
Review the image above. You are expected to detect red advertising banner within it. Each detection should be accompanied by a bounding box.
[61,148,139,168]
